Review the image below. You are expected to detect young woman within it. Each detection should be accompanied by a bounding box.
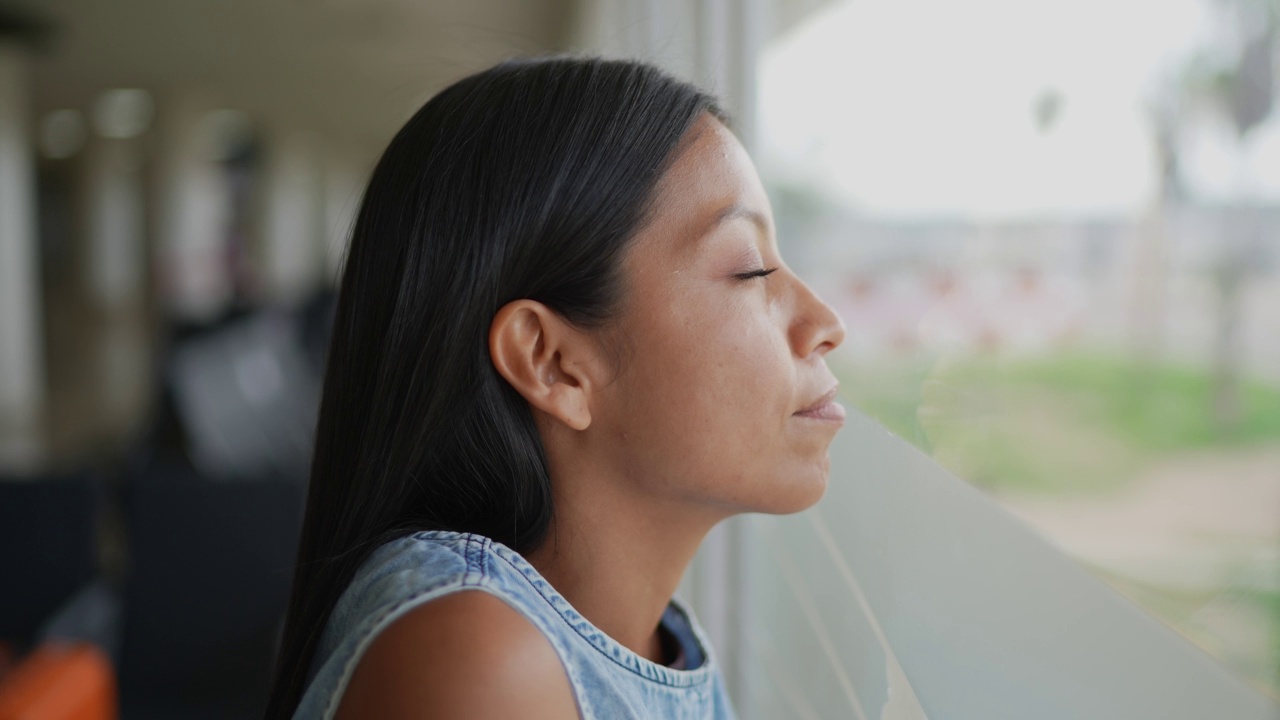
[265,55,846,719]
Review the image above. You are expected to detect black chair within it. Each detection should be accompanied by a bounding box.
[0,470,102,654]
[117,450,305,719]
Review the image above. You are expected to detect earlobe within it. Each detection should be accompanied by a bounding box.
[488,300,593,431]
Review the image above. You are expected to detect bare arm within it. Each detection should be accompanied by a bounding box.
[335,590,579,719]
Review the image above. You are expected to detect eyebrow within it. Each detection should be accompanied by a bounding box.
[704,202,770,238]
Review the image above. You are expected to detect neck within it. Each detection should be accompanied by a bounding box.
[523,450,723,663]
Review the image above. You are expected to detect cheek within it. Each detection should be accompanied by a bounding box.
[699,311,793,427]
[609,294,797,492]
[650,291,787,404]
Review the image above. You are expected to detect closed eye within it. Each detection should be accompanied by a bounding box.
[734,267,778,281]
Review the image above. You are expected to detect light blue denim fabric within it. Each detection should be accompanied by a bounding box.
[293,530,738,720]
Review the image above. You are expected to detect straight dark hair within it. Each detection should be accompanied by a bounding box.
[264,56,726,717]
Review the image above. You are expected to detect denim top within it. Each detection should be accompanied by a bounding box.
[293,530,738,720]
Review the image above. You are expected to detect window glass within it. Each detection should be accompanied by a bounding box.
[759,0,1280,700]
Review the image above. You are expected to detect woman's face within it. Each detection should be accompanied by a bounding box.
[590,112,846,516]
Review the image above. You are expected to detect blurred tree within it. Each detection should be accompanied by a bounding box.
[1032,87,1065,135]
[1165,0,1279,431]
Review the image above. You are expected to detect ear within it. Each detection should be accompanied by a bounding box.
[488,299,596,431]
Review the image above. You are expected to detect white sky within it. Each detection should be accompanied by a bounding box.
[760,0,1280,219]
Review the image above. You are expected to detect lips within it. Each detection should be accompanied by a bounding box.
[794,385,845,423]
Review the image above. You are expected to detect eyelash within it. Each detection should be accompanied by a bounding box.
[735,267,778,281]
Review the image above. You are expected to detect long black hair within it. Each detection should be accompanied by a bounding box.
[264,56,726,717]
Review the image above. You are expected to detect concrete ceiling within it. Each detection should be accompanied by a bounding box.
[14,0,575,152]
[9,0,834,155]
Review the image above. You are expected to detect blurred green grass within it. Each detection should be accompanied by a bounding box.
[837,352,1280,495]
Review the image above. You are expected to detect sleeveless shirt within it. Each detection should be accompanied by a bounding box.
[293,530,739,720]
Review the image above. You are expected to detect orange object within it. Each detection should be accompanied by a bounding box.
[0,643,116,720]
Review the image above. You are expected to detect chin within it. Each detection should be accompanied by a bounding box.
[756,457,831,515]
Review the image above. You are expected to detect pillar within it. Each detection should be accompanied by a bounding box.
[154,94,235,322]
[0,40,43,468]
[259,130,323,304]
[81,137,146,308]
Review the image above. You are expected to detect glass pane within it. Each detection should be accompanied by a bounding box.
[759,0,1280,703]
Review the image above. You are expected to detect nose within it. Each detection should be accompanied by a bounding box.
[789,274,846,358]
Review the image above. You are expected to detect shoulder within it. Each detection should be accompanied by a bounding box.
[335,589,579,720]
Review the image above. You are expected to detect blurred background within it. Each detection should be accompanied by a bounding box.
[0,0,1275,718]
[759,0,1280,709]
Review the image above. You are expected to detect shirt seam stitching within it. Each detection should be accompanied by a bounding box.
[489,548,712,688]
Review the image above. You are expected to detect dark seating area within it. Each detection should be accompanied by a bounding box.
[0,470,103,655]
[117,450,304,719]
[0,294,330,718]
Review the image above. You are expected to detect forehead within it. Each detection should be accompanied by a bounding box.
[644,113,773,251]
